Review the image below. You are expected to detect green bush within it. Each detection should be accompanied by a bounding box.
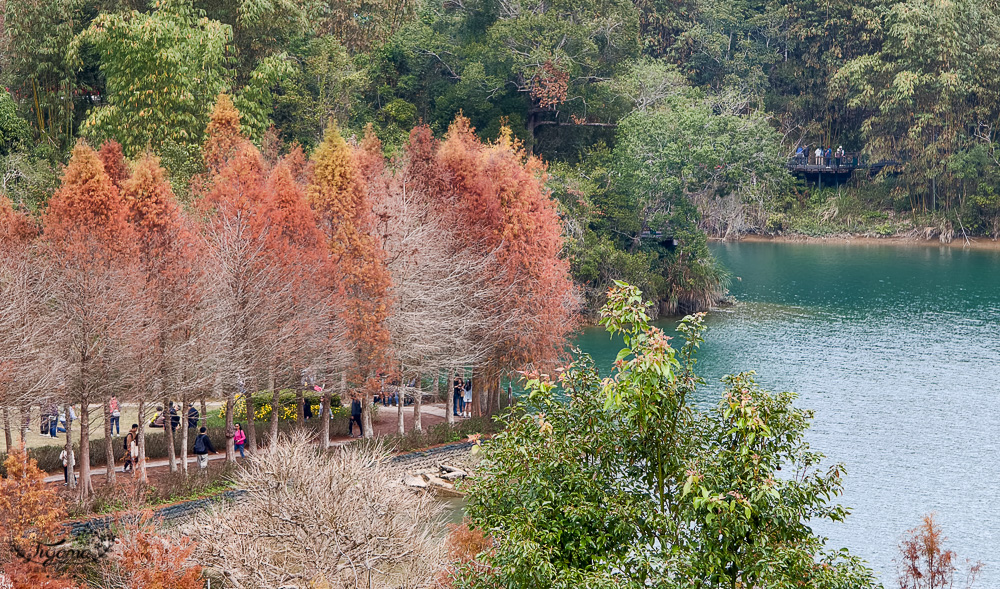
[217,390,341,422]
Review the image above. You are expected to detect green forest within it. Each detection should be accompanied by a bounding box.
[3,0,1000,314]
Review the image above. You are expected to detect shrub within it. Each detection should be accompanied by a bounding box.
[97,511,204,589]
[898,514,982,589]
[216,391,340,422]
[188,433,442,588]
[0,450,65,556]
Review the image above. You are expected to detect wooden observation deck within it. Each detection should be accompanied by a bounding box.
[787,153,899,187]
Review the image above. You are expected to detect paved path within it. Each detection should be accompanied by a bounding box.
[45,403,466,484]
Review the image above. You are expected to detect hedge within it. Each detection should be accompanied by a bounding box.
[0,416,350,475]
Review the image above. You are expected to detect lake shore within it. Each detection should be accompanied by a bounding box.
[718,233,1000,250]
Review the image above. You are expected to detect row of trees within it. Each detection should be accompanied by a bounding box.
[0,94,575,499]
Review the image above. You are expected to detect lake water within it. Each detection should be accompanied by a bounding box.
[574,240,1000,584]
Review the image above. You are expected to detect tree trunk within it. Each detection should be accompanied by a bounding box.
[446,370,456,426]
[361,387,373,439]
[469,380,479,419]
[414,376,423,433]
[225,388,236,464]
[245,386,257,455]
[2,406,11,452]
[180,399,190,475]
[20,405,30,447]
[199,396,208,429]
[137,399,148,483]
[321,388,331,450]
[164,396,177,472]
[64,407,76,490]
[396,378,405,436]
[77,400,93,498]
[102,397,116,484]
[269,370,280,445]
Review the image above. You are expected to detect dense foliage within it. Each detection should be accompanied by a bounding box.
[458,282,880,588]
[6,0,1000,310]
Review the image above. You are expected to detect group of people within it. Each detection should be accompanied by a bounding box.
[795,145,846,166]
[41,403,76,438]
[147,401,200,431]
[453,374,473,418]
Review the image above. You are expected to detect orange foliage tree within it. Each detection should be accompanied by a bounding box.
[0,449,65,558]
[429,117,577,415]
[41,140,149,499]
[308,123,393,438]
[97,511,203,589]
[0,197,41,452]
[364,127,490,434]
[200,95,332,456]
[121,153,206,479]
[0,451,76,589]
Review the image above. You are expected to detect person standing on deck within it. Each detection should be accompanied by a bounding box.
[814,147,823,165]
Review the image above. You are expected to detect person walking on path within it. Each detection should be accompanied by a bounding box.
[234,423,246,458]
[60,447,75,486]
[193,427,217,470]
[109,396,121,436]
[463,379,473,418]
[453,374,463,417]
[349,395,363,437]
[123,424,138,473]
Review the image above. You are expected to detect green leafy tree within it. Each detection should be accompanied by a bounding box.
[458,282,880,589]
[71,0,233,156]
[0,90,30,156]
[1,0,79,146]
[834,0,1000,212]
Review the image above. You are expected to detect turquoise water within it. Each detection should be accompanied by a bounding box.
[574,240,1000,583]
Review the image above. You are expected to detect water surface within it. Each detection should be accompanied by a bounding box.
[574,240,1000,583]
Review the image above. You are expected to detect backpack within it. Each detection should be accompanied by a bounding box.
[123,435,129,451]
[194,435,206,454]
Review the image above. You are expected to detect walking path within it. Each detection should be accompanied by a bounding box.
[44,403,466,484]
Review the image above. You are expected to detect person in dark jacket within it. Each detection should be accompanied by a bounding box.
[349,395,363,437]
[193,426,217,470]
[168,402,180,431]
[187,405,200,429]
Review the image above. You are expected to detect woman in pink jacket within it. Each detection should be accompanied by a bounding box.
[234,423,246,458]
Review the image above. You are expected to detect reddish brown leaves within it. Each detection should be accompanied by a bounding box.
[43,140,135,256]
[898,514,983,589]
[309,123,393,387]
[97,140,129,190]
[436,117,577,378]
[0,450,66,556]
[531,60,570,109]
[202,93,244,174]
